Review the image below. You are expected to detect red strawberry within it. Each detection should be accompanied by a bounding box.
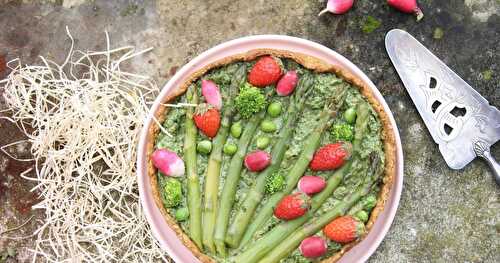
[323,215,365,243]
[193,105,220,138]
[274,193,310,220]
[248,56,283,87]
[309,142,351,171]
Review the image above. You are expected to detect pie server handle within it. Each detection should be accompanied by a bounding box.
[484,154,500,186]
[474,142,500,186]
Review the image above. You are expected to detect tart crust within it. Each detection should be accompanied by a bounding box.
[146,49,396,263]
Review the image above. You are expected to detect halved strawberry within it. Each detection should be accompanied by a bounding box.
[274,192,310,220]
[309,142,351,171]
[248,56,283,87]
[193,104,220,138]
[323,215,365,243]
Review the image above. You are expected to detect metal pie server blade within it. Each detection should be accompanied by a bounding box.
[385,29,500,185]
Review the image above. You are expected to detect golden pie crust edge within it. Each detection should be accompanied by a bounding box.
[146,49,397,263]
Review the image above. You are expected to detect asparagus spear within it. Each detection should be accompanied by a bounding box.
[258,155,383,263]
[234,158,380,263]
[184,85,202,248]
[352,103,370,151]
[235,84,349,248]
[347,198,367,216]
[230,103,372,263]
[214,110,265,256]
[214,76,280,256]
[201,65,246,253]
[230,164,351,263]
[225,73,315,249]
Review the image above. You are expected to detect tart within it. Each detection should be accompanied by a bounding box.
[147,49,396,263]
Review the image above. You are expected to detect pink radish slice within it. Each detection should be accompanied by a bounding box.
[244,150,271,172]
[299,236,328,258]
[298,176,327,195]
[318,0,354,16]
[276,70,298,96]
[201,79,222,109]
[151,149,185,177]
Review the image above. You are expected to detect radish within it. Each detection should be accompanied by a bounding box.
[151,149,185,177]
[298,176,326,195]
[318,0,354,16]
[244,150,271,172]
[276,70,298,96]
[387,0,424,21]
[299,236,328,258]
[201,79,222,109]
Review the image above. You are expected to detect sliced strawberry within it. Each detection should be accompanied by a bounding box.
[248,56,282,87]
[323,215,365,243]
[309,142,351,171]
[193,104,220,138]
[274,192,310,220]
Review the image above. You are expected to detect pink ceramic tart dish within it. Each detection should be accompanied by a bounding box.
[137,35,404,263]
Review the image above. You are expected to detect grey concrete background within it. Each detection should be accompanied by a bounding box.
[0,0,499,262]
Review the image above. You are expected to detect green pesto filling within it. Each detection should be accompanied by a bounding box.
[154,58,384,262]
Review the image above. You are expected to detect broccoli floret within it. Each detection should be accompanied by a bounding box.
[163,178,182,208]
[266,172,285,194]
[235,83,266,119]
[331,123,354,142]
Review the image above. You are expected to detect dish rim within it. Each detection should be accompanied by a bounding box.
[137,34,404,263]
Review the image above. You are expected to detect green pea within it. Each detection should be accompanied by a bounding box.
[354,210,369,223]
[230,122,243,138]
[223,143,238,155]
[267,102,282,117]
[256,136,270,149]
[197,140,212,154]
[175,207,189,221]
[344,107,357,124]
[260,120,277,133]
[363,195,377,211]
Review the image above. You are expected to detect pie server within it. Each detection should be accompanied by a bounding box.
[385,29,500,185]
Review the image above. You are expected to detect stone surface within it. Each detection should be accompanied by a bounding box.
[0,0,498,262]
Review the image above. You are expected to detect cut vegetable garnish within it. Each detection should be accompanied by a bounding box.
[244,150,272,172]
[202,79,223,109]
[152,149,186,177]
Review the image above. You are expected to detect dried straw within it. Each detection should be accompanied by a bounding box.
[0,27,168,262]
